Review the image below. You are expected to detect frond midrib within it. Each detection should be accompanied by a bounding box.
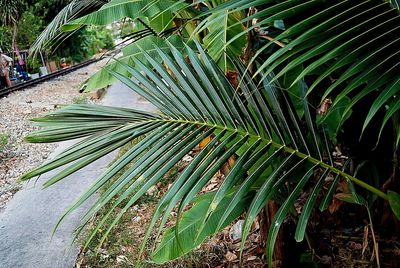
[148,117,388,200]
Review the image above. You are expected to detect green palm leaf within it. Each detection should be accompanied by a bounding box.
[84,35,185,91]
[0,0,23,26]
[151,191,250,263]
[61,0,190,31]
[29,0,107,57]
[22,42,395,267]
[202,1,247,72]
[197,0,400,142]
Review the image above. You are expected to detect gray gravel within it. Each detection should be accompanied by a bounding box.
[0,82,155,268]
[0,61,106,210]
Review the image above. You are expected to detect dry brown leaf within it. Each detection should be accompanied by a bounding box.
[226,71,239,88]
[199,135,212,149]
[362,225,369,257]
[328,198,344,214]
[221,155,237,175]
[205,183,218,191]
[317,98,332,115]
[247,256,257,261]
[225,251,238,262]
[272,260,282,268]
[252,219,260,231]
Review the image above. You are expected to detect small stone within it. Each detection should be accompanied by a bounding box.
[247,256,257,261]
[170,211,177,217]
[229,219,244,241]
[182,155,193,162]
[116,255,128,264]
[146,186,157,196]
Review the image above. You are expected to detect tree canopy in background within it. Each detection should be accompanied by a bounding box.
[0,0,113,65]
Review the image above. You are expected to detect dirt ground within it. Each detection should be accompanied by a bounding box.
[0,60,106,210]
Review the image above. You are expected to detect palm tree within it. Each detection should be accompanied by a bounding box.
[24,0,400,266]
[0,0,23,49]
[29,0,107,57]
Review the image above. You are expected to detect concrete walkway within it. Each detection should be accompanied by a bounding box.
[0,83,154,268]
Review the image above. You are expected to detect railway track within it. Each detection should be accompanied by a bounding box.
[0,58,99,98]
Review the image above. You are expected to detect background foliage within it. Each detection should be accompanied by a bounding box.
[0,0,113,64]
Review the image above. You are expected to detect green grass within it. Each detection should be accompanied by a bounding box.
[0,133,9,152]
[72,95,90,104]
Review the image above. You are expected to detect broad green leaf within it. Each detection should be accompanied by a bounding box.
[388,191,400,220]
[295,170,328,242]
[62,0,188,31]
[151,192,248,263]
[203,9,246,72]
[317,97,352,143]
[362,78,400,135]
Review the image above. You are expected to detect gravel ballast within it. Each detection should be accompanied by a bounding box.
[0,61,105,210]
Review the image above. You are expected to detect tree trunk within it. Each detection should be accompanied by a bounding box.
[12,23,18,51]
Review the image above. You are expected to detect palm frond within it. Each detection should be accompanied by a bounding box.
[22,42,395,267]
[29,0,107,57]
[0,0,22,26]
[85,34,185,91]
[53,0,194,91]
[61,0,191,32]
[201,1,247,72]
[389,0,400,9]
[195,0,400,142]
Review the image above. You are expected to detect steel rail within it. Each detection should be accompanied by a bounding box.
[0,58,99,98]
